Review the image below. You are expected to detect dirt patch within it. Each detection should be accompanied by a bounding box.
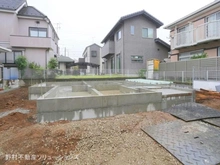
[1,86,218,165]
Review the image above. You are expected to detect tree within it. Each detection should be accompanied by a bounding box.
[48,58,58,69]
[15,56,28,78]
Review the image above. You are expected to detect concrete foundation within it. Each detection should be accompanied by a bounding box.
[31,79,193,122]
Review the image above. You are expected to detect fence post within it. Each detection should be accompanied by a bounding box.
[192,66,195,82]
[163,71,165,81]
[182,71,184,83]
[206,70,209,81]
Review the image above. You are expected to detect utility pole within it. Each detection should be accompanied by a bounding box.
[64,47,67,56]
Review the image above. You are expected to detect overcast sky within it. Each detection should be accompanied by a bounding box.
[28,0,213,60]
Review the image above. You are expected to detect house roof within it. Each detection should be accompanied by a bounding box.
[164,0,220,29]
[18,6,46,18]
[57,55,74,63]
[155,38,170,50]
[101,10,163,43]
[0,45,11,52]
[17,6,59,40]
[82,43,101,56]
[0,0,26,11]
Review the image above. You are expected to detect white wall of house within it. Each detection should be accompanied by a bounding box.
[25,48,48,67]
[59,63,66,71]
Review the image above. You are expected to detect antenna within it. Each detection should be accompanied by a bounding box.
[54,23,61,34]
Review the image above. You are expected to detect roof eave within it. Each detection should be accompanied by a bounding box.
[164,0,220,29]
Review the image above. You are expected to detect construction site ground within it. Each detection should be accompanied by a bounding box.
[0,86,219,165]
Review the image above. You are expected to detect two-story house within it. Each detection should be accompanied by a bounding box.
[165,0,220,61]
[0,0,59,69]
[101,10,170,74]
[82,43,103,74]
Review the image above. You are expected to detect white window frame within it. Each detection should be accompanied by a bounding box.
[116,30,121,40]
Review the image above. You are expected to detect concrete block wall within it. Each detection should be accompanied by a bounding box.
[37,92,162,122]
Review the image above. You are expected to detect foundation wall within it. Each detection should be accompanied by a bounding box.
[37,92,162,122]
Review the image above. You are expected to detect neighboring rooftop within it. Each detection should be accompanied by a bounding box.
[82,43,101,56]
[18,6,46,18]
[0,0,26,11]
[155,38,170,50]
[57,55,74,63]
[101,10,164,43]
[164,0,220,29]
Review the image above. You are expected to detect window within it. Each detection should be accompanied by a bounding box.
[116,30,121,40]
[206,12,220,37]
[1,51,22,64]
[131,55,143,62]
[142,28,153,38]
[6,52,14,63]
[14,51,22,60]
[131,26,134,35]
[91,51,97,57]
[179,50,203,61]
[0,53,5,63]
[29,27,47,37]
[111,56,115,73]
[116,53,121,73]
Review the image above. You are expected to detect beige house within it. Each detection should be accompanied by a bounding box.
[165,0,220,61]
[0,0,59,68]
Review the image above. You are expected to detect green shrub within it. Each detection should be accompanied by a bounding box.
[191,53,207,59]
[138,69,147,78]
[15,56,28,78]
[28,62,44,78]
[48,58,58,69]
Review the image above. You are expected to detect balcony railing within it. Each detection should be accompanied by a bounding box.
[173,20,220,49]
[101,40,115,58]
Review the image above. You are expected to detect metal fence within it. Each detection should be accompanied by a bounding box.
[18,68,142,80]
[156,57,220,82]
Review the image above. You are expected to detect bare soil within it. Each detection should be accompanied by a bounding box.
[0,87,219,165]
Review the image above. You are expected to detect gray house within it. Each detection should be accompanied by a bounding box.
[101,10,170,74]
[82,43,102,74]
[57,55,74,72]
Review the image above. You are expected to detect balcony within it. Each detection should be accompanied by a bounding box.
[173,20,220,49]
[10,35,52,49]
[101,40,115,58]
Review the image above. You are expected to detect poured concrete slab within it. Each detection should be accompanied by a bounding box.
[149,88,191,95]
[126,79,173,85]
[142,121,220,165]
[203,118,220,127]
[163,102,220,121]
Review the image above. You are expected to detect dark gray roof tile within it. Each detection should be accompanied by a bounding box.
[0,0,26,10]
[18,6,46,18]
[57,56,74,63]
[101,10,163,43]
